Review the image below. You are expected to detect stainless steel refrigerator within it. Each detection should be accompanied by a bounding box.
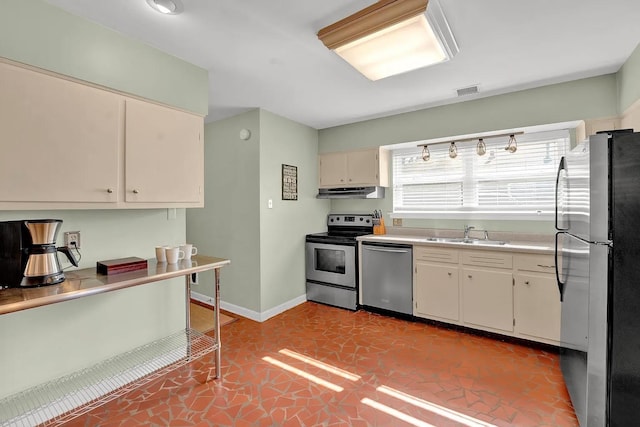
[555,129,640,426]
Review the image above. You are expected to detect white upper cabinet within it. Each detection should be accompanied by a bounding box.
[318,148,389,188]
[125,99,203,204]
[0,61,120,203]
[0,60,204,209]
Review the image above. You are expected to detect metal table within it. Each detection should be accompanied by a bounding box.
[0,255,230,427]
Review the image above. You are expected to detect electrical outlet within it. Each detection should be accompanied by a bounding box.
[393,218,403,227]
[64,231,81,249]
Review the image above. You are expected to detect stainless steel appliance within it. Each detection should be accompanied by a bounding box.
[306,214,373,310]
[555,129,640,426]
[361,242,413,315]
[316,186,385,199]
[0,219,78,288]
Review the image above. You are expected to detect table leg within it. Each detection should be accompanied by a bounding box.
[185,274,192,359]
[214,267,221,379]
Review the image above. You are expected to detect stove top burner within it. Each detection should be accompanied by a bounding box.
[306,213,374,245]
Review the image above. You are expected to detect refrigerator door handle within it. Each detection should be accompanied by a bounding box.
[555,156,569,231]
[555,231,565,301]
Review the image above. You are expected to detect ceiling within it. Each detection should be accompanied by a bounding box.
[43,0,640,129]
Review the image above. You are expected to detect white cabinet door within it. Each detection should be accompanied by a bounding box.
[318,148,388,188]
[318,152,347,187]
[0,62,120,203]
[346,149,379,186]
[462,267,514,332]
[414,261,460,322]
[125,99,203,204]
[514,273,561,343]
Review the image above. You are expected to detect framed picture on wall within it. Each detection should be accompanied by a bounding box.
[282,164,298,201]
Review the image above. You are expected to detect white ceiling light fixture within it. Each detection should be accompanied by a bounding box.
[317,0,458,81]
[146,0,183,15]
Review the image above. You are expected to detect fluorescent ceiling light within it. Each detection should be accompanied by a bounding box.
[146,0,183,15]
[317,0,458,81]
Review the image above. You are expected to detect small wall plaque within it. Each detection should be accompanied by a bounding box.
[282,164,298,201]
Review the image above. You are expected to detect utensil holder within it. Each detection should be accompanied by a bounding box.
[373,218,385,235]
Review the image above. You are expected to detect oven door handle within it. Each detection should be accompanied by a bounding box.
[363,246,410,254]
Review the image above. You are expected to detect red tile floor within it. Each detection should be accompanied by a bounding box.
[62,302,578,426]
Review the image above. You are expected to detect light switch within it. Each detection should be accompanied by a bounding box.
[268,199,273,209]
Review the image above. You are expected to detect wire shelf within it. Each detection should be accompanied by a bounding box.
[0,328,218,427]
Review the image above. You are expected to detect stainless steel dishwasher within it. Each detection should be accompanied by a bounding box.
[361,242,413,315]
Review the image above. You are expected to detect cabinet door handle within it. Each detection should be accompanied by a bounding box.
[525,281,530,285]
[536,264,554,268]
[448,272,452,276]
[468,275,472,279]
[107,188,114,194]
[133,189,140,194]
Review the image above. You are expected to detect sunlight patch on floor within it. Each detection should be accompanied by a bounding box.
[377,385,497,427]
[262,356,344,392]
[361,398,437,427]
[278,348,361,381]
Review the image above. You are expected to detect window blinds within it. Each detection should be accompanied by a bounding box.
[393,131,569,216]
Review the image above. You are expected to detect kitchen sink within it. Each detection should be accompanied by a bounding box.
[463,239,508,246]
[423,237,508,246]
[422,237,454,242]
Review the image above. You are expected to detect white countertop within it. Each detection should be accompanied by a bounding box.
[357,234,555,254]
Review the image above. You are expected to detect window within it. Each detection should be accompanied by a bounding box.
[392,130,569,219]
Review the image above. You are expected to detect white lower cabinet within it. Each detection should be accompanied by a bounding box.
[413,247,460,323]
[462,266,514,332]
[513,255,561,344]
[415,262,460,322]
[410,245,560,346]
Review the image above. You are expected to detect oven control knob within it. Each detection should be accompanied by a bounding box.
[359,217,363,221]
[366,219,370,223]
[330,218,334,222]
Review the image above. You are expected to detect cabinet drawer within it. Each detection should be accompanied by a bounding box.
[514,254,555,273]
[414,246,459,264]
[462,251,512,269]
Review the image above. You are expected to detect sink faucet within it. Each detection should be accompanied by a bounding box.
[464,225,475,239]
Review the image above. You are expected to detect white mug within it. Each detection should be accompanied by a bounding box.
[165,247,185,264]
[180,243,198,260]
[155,246,167,263]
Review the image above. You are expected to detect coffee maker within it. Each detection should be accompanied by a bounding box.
[0,219,78,288]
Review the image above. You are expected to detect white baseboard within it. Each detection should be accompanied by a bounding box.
[190,291,215,307]
[190,291,306,322]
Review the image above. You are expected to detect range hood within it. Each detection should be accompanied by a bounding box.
[317,186,385,199]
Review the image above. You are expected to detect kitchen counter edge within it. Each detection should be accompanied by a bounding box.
[357,234,554,254]
[0,255,230,316]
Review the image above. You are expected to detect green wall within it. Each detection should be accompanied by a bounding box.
[0,0,208,115]
[319,75,617,153]
[0,209,188,398]
[258,110,329,312]
[320,74,620,234]
[0,0,208,397]
[187,109,329,318]
[187,110,262,312]
[618,43,640,114]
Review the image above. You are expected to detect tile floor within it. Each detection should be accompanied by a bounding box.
[61,302,577,426]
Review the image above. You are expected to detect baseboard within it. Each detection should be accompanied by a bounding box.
[190,291,307,322]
